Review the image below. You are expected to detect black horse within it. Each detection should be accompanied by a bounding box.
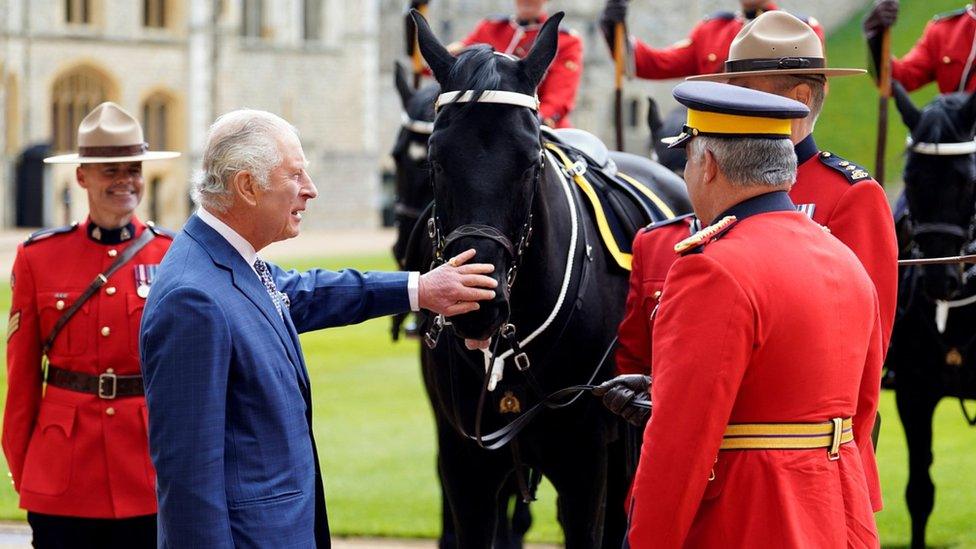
[391,62,534,549]
[888,82,976,549]
[410,10,689,547]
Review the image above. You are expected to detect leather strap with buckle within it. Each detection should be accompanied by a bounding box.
[45,365,144,399]
[720,417,853,459]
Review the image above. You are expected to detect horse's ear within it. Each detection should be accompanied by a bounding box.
[395,61,414,110]
[519,12,564,89]
[892,80,921,132]
[410,9,455,84]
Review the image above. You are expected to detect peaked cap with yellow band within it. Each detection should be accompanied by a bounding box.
[688,11,865,82]
[663,81,810,149]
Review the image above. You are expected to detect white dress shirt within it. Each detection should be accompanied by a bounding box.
[197,208,420,311]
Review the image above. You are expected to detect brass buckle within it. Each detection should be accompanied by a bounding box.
[98,372,118,399]
[827,417,843,461]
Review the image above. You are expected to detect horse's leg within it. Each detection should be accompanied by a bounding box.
[492,477,531,549]
[896,384,939,549]
[543,438,608,549]
[601,429,629,548]
[439,432,509,549]
[438,474,458,549]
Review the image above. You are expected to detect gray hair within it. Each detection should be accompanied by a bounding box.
[689,136,797,187]
[192,109,299,212]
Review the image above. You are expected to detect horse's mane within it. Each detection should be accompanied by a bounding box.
[915,92,974,144]
[445,45,503,112]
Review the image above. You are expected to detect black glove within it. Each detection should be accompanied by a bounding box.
[592,374,651,427]
[599,0,629,54]
[863,0,898,38]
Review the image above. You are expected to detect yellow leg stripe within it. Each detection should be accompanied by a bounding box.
[615,171,676,219]
[545,143,632,271]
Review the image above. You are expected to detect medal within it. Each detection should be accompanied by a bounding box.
[134,264,158,299]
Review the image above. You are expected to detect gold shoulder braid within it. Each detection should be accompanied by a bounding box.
[674,215,738,254]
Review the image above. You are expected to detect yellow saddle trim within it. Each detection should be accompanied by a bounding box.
[720,418,854,450]
[545,143,632,270]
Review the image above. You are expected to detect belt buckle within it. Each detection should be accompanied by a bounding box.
[827,417,843,461]
[98,372,118,399]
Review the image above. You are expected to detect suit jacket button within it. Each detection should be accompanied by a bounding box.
[108,249,118,257]
[105,407,116,416]
[56,300,65,310]
[106,286,116,295]
[101,326,111,337]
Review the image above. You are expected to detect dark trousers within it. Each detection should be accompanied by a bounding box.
[27,512,156,549]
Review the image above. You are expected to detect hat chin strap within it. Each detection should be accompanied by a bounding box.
[907,136,976,156]
[435,90,540,112]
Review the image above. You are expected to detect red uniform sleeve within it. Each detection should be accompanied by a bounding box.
[892,21,939,92]
[2,247,44,491]
[615,233,652,376]
[824,181,898,353]
[628,254,754,548]
[633,24,702,80]
[538,33,582,126]
[855,306,885,512]
[460,20,492,47]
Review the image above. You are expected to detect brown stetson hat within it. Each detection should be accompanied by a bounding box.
[688,11,865,82]
[44,102,180,164]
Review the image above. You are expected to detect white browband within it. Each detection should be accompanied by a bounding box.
[907,136,976,156]
[401,113,434,135]
[435,90,540,112]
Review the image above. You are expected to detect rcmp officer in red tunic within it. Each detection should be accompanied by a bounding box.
[3,102,179,548]
[607,81,883,547]
[602,11,896,514]
[864,0,976,93]
[599,0,824,80]
[447,0,583,128]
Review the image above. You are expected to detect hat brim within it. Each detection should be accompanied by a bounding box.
[662,133,692,149]
[43,151,181,164]
[687,67,866,82]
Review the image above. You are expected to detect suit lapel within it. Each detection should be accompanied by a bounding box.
[184,215,309,392]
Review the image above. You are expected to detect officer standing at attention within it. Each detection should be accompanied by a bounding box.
[599,0,824,80]
[446,0,583,128]
[623,81,883,547]
[3,102,179,548]
[602,11,896,515]
[864,0,976,93]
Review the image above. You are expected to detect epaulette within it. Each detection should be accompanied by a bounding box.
[704,10,736,21]
[640,212,696,234]
[818,151,873,184]
[23,222,78,246]
[934,7,967,21]
[674,215,737,255]
[145,221,176,239]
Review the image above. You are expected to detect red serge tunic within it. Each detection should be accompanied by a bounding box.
[3,218,172,518]
[627,192,882,548]
[615,137,895,511]
[460,13,583,128]
[891,6,976,93]
[632,4,824,80]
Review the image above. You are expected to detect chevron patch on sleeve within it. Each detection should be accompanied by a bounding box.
[7,311,20,341]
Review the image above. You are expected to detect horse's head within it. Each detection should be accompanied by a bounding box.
[895,82,976,300]
[412,9,561,340]
[391,62,439,268]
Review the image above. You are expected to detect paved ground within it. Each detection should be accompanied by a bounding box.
[0,228,399,280]
[0,522,558,548]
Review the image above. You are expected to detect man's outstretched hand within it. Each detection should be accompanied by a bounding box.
[419,249,498,317]
[593,374,651,427]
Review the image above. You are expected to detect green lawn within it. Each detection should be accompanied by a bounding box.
[0,253,975,546]
[814,0,963,185]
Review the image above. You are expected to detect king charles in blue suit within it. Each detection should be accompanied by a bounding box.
[140,110,497,548]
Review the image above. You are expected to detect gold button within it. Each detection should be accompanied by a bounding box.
[653,290,662,299]
[839,161,849,167]
[821,152,831,157]
[106,368,114,374]
[101,326,111,337]
[105,286,116,295]
[105,407,115,416]
[108,249,118,257]
[944,56,952,64]
[707,53,717,62]
[55,300,65,310]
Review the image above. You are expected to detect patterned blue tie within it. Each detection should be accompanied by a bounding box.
[253,258,284,320]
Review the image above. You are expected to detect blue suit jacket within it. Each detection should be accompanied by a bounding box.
[140,214,409,548]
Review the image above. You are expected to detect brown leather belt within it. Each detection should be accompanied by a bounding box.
[45,365,144,399]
